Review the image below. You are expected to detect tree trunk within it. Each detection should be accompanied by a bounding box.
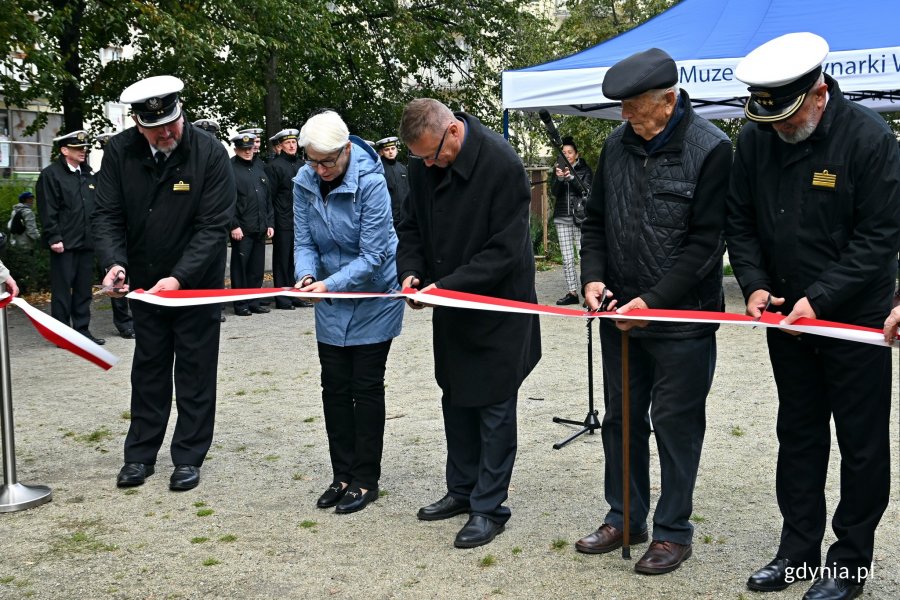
[264,47,282,148]
[54,0,86,133]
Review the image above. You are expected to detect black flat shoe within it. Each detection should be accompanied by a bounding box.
[556,292,579,306]
[118,329,136,339]
[275,304,295,310]
[80,331,106,345]
[417,494,470,521]
[170,465,200,491]
[117,462,154,487]
[747,557,811,592]
[249,306,270,314]
[316,482,348,508]
[335,486,378,514]
[802,578,863,600]
[454,515,504,548]
[234,308,252,316]
[293,299,314,308]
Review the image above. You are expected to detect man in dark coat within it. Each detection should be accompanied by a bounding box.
[229,132,274,316]
[36,130,105,345]
[375,136,409,228]
[578,48,731,575]
[93,75,235,492]
[396,98,541,549]
[727,33,900,600]
[265,128,309,309]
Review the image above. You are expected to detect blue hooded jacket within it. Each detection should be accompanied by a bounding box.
[293,136,404,346]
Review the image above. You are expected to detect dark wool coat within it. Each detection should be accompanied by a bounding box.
[726,76,900,327]
[231,155,274,234]
[396,113,541,407]
[92,121,235,290]
[265,151,303,231]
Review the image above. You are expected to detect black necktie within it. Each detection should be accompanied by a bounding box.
[154,151,166,176]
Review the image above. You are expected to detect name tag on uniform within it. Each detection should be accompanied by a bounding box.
[812,170,836,189]
[173,180,190,192]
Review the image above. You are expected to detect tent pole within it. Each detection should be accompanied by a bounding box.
[503,109,509,140]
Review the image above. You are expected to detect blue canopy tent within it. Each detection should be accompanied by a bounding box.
[502,0,900,121]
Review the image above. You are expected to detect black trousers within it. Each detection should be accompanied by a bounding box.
[124,301,222,467]
[318,340,392,490]
[111,297,133,334]
[230,234,266,311]
[599,322,715,545]
[768,329,891,582]
[49,249,94,334]
[272,228,294,309]
[442,393,518,525]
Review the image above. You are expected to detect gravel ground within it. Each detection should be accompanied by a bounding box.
[0,265,897,600]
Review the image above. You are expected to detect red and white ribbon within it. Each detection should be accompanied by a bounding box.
[6,296,119,370]
[125,287,898,349]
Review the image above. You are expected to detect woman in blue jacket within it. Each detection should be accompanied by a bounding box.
[293,111,404,514]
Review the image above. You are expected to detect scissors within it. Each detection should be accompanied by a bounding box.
[752,293,772,327]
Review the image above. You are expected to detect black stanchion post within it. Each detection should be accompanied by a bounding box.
[0,282,52,512]
[621,330,631,560]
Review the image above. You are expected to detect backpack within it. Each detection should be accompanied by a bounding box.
[9,210,25,235]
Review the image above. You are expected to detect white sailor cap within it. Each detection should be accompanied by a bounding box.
[375,136,399,150]
[230,133,257,149]
[193,119,220,134]
[53,130,91,148]
[94,132,114,149]
[120,75,184,127]
[271,128,300,142]
[237,127,264,135]
[736,32,829,123]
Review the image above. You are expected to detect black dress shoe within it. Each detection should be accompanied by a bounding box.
[249,305,271,314]
[417,494,470,521]
[275,304,295,310]
[169,465,200,491]
[316,481,348,508]
[220,313,227,322]
[747,557,810,592]
[454,515,504,548]
[802,578,863,600]
[556,292,579,306]
[293,299,314,308]
[80,331,106,345]
[118,329,136,339]
[117,462,154,487]
[335,486,378,514]
[234,308,252,316]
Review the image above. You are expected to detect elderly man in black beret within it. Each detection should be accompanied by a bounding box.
[578,48,732,574]
[727,33,900,600]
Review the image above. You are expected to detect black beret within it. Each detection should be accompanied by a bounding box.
[602,48,678,100]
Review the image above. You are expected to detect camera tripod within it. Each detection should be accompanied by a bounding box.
[552,317,601,449]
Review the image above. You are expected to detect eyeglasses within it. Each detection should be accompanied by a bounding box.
[305,145,345,169]
[409,123,451,161]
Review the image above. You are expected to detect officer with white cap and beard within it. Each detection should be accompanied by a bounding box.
[726,33,900,600]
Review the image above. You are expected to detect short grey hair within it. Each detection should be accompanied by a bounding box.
[300,110,349,154]
[399,98,455,145]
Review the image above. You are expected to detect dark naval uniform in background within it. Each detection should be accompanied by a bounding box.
[265,150,303,309]
[381,156,408,229]
[36,155,98,338]
[94,121,235,469]
[230,152,274,313]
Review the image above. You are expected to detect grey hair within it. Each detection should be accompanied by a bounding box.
[300,110,349,153]
[399,98,455,145]
[650,83,680,101]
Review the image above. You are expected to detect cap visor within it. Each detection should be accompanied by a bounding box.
[744,93,806,123]
[135,104,182,128]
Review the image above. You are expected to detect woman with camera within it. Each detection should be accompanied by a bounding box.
[550,137,593,306]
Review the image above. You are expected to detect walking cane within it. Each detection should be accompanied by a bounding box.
[0,282,52,512]
[621,329,631,560]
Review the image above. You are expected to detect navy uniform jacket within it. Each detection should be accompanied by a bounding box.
[265,152,303,231]
[231,155,274,235]
[36,156,96,250]
[726,76,900,327]
[396,113,541,407]
[92,121,235,291]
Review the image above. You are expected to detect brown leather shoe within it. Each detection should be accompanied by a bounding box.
[634,540,693,574]
[575,523,649,554]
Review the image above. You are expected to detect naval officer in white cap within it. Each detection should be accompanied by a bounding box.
[726,33,900,600]
[93,75,235,492]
